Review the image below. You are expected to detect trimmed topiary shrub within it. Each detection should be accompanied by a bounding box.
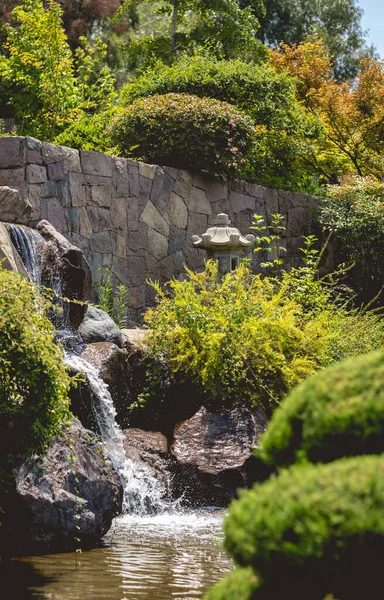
[259,350,384,469]
[204,567,259,600]
[108,93,256,177]
[220,454,384,600]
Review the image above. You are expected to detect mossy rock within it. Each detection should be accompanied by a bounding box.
[223,454,384,599]
[259,350,384,468]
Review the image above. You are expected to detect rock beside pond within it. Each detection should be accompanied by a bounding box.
[78,305,122,346]
[37,219,92,329]
[11,419,123,550]
[171,406,269,506]
[122,428,171,492]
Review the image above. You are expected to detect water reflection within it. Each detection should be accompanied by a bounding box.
[8,509,232,600]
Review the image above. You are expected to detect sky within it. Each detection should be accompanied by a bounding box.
[358,0,384,59]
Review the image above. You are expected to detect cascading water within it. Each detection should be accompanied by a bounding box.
[64,354,174,516]
[8,223,177,516]
[7,223,44,284]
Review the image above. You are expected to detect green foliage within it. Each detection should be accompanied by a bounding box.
[54,110,116,153]
[0,0,117,140]
[0,267,71,468]
[142,257,384,412]
[251,213,286,272]
[118,54,321,189]
[97,268,128,328]
[259,350,384,469]
[320,177,384,304]
[204,567,259,600]
[108,93,255,177]
[220,454,384,599]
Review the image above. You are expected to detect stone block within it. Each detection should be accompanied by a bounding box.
[286,206,312,237]
[168,226,186,254]
[40,198,48,221]
[65,207,79,233]
[127,284,147,309]
[87,205,112,232]
[205,179,228,204]
[127,197,139,231]
[90,231,113,253]
[42,142,63,164]
[71,233,90,257]
[84,174,112,208]
[233,212,254,237]
[139,162,156,180]
[128,162,139,197]
[126,256,146,287]
[26,164,47,184]
[57,175,71,208]
[150,167,174,214]
[146,253,162,279]
[140,200,169,236]
[128,223,147,254]
[113,233,126,260]
[62,146,82,173]
[173,170,193,201]
[164,166,179,180]
[148,227,168,260]
[110,197,128,234]
[183,246,206,271]
[278,190,296,214]
[167,192,188,229]
[173,250,185,274]
[25,137,43,165]
[186,212,208,243]
[139,173,153,198]
[68,172,86,207]
[102,253,113,267]
[159,254,174,281]
[112,158,129,198]
[25,183,42,221]
[46,197,67,233]
[264,188,279,215]
[229,190,255,214]
[80,150,113,177]
[78,207,93,239]
[48,161,65,181]
[193,173,209,190]
[230,179,248,194]
[0,137,24,168]
[88,251,103,285]
[0,168,25,187]
[189,186,211,215]
[41,180,58,198]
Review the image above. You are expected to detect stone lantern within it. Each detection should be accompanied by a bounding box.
[191,213,255,275]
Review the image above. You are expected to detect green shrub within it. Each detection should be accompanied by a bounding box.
[108,93,255,177]
[223,454,384,599]
[320,177,384,304]
[0,267,71,468]
[118,55,319,189]
[204,567,259,600]
[259,350,384,469]
[54,110,115,153]
[142,260,384,413]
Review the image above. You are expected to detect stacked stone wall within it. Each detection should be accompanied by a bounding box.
[0,136,320,323]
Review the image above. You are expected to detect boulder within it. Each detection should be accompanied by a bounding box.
[121,327,147,351]
[171,406,269,506]
[0,186,32,224]
[78,305,122,347]
[122,428,171,491]
[10,419,123,550]
[0,222,28,276]
[36,219,92,329]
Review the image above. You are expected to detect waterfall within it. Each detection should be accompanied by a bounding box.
[7,223,44,284]
[65,354,174,516]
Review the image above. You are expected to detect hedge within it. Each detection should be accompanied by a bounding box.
[258,350,384,468]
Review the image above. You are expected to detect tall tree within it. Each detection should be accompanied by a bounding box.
[255,0,374,81]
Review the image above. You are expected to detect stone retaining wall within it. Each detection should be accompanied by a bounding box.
[0,136,320,323]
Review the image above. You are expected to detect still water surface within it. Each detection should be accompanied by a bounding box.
[8,509,233,600]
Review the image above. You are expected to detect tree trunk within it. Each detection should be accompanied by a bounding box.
[170,0,179,58]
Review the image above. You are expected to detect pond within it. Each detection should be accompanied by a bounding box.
[7,509,233,600]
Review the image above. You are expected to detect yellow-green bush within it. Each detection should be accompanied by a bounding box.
[259,350,384,468]
[142,261,384,413]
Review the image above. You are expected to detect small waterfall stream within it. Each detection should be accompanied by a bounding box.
[7,223,175,517]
